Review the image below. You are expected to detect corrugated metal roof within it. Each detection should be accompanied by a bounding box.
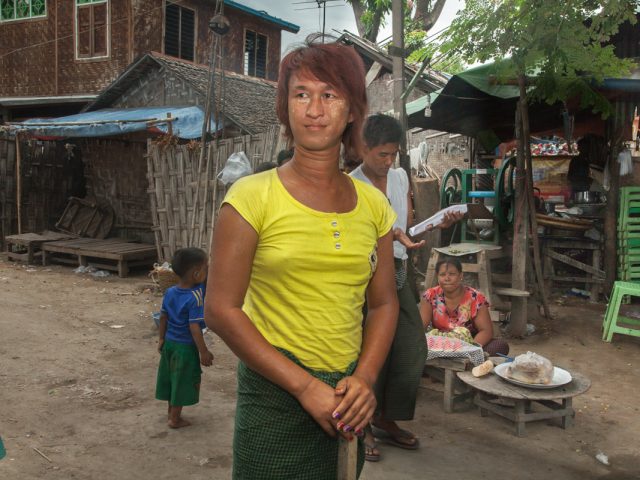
[9,106,217,139]
[224,0,300,33]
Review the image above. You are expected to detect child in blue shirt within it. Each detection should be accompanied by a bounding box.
[155,247,213,428]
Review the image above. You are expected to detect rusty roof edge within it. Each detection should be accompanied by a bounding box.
[336,30,448,92]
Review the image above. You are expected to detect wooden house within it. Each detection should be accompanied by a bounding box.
[0,0,299,122]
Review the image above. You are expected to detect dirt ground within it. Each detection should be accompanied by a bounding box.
[1,258,639,480]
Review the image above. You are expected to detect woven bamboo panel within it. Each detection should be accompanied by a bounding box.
[81,138,153,243]
[147,126,286,261]
[0,137,17,247]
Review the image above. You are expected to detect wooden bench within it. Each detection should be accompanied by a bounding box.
[42,238,157,277]
[424,357,473,413]
[5,232,74,264]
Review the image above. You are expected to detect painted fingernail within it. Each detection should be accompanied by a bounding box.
[344,425,352,432]
[332,411,341,419]
[355,428,363,436]
[337,421,345,430]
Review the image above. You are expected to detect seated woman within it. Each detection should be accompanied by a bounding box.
[419,258,509,356]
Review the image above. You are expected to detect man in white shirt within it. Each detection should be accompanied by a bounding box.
[351,114,459,462]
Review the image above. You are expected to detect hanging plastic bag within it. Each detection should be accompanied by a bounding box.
[218,151,252,185]
[618,149,633,177]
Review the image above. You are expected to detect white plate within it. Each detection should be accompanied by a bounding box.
[493,362,573,389]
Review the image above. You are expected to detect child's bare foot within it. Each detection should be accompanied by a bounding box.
[168,417,191,429]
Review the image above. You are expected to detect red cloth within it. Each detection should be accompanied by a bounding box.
[423,285,489,334]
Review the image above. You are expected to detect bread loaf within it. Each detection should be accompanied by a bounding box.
[472,360,494,377]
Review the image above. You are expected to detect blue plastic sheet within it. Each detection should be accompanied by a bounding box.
[11,106,217,139]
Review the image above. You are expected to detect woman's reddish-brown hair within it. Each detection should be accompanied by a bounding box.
[276,38,368,162]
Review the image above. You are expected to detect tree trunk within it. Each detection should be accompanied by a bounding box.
[519,77,553,320]
[367,5,384,42]
[510,80,529,337]
[414,0,447,31]
[349,0,369,39]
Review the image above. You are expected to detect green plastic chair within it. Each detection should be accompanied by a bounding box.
[602,281,640,342]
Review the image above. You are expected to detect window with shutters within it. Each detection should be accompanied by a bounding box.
[0,0,47,22]
[75,0,109,59]
[244,30,267,79]
[164,2,195,62]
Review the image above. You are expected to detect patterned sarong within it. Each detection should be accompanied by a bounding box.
[233,349,364,479]
[375,280,428,420]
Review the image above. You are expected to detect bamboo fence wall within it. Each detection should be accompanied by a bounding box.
[0,138,16,246]
[147,125,286,261]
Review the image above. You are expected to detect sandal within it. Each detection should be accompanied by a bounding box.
[364,441,380,462]
[371,425,420,450]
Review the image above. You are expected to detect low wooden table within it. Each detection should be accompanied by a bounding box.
[42,238,157,277]
[457,368,591,436]
[5,232,74,264]
[424,357,473,413]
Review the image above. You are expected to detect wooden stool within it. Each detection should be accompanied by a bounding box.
[424,357,473,413]
[602,281,640,342]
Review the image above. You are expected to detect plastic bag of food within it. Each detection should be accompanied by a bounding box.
[507,351,554,384]
[218,151,252,185]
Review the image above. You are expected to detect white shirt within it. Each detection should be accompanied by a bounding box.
[350,166,409,260]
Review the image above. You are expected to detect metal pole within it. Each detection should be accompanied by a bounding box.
[391,0,409,176]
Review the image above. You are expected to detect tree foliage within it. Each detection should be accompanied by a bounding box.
[441,0,637,115]
[346,0,465,74]
[347,0,447,42]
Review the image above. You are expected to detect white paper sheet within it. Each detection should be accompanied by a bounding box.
[408,204,468,236]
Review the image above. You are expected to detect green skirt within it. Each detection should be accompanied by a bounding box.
[155,340,202,406]
[233,349,364,479]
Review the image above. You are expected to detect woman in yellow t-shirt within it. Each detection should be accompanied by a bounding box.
[205,39,398,479]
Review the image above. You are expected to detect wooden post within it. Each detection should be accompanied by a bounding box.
[519,76,552,320]
[337,437,357,480]
[510,94,528,337]
[15,133,22,235]
[391,0,410,177]
[166,112,173,137]
[604,131,622,293]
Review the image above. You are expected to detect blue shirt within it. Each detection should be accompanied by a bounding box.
[161,283,206,344]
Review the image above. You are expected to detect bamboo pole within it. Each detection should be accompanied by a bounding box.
[391,0,409,178]
[198,142,213,249]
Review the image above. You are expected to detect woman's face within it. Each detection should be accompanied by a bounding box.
[287,70,353,153]
[437,264,463,294]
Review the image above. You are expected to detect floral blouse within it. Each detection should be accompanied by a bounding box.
[423,285,489,334]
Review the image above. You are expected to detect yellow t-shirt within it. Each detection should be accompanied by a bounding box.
[223,169,396,371]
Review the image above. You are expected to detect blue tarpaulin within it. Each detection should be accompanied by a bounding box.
[11,106,217,139]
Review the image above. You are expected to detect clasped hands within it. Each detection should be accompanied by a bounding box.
[296,374,375,441]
